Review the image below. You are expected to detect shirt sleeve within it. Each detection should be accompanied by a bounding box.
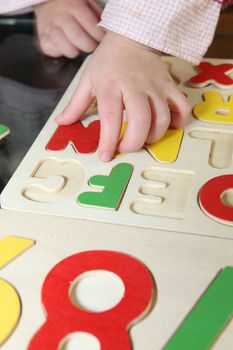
[98,0,222,64]
[0,0,50,14]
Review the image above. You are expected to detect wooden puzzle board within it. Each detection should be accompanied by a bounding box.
[0,210,232,350]
[1,57,233,239]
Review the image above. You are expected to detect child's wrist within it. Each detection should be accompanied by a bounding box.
[104,30,162,56]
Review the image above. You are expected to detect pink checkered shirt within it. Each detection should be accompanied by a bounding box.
[0,0,232,63]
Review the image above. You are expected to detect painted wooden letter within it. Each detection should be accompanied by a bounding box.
[199,175,233,225]
[189,62,233,88]
[164,267,233,350]
[145,128,184,163]
[193,92,233,124]
[28,250,155,350]
[0,236,35,345]
[0,124,10,141]
[46,120,100,154]
[78,163,133,210]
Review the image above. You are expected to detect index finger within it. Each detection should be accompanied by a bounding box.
[97,88,124,162]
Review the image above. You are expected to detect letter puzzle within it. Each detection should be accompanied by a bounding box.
[1,56,233,350]
[1,225,233,349]
[1,56,233,237]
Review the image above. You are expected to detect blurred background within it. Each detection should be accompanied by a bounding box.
[0,12,86,191]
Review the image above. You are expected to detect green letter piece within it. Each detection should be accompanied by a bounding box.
[0,124,10,141]
[164,267,233,350]
[77,163,133,210]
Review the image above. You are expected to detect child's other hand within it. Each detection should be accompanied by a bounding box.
[57,32,191,161]
[34,0,105,58]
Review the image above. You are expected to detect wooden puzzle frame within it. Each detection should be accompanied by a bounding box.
[1,57,233,239]
[0,211,233,350]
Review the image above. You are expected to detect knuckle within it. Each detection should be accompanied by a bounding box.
[50,26,60,39]
[121,137,145,152]
[39,36,53,56]
[184,101,192,116]
[101,111,116,121]
[122,143,143,153]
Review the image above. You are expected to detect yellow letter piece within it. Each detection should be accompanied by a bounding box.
[193,92,233,124]
[0,279,21,344]
[145,128,184,163]
[0,236,35,345]
[115,123,183,163]
[0,236,35,268]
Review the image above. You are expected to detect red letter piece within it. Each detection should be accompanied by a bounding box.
[28,251,154,350]
[189,62,233,88]
[199,175,233,225]
[46,120,100,154]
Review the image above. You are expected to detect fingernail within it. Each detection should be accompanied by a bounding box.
[100,152,112,162]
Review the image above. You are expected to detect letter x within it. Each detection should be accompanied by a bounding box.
[189,61,233,88]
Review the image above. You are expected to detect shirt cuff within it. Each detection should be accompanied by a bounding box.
[99,0,222,64]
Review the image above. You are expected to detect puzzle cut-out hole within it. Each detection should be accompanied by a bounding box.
[216,108,229,116]
[190,129,233,169]
[21,158,85,203]
[59,332,100,350]
[130,168,193,219]
[139,182,167,194]
[69,270,125,312]
[221,189,233,208]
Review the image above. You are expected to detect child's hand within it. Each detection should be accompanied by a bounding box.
[56,32,191,161]
[33,0,105,58]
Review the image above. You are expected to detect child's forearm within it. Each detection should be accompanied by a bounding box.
[99,0,223,64]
